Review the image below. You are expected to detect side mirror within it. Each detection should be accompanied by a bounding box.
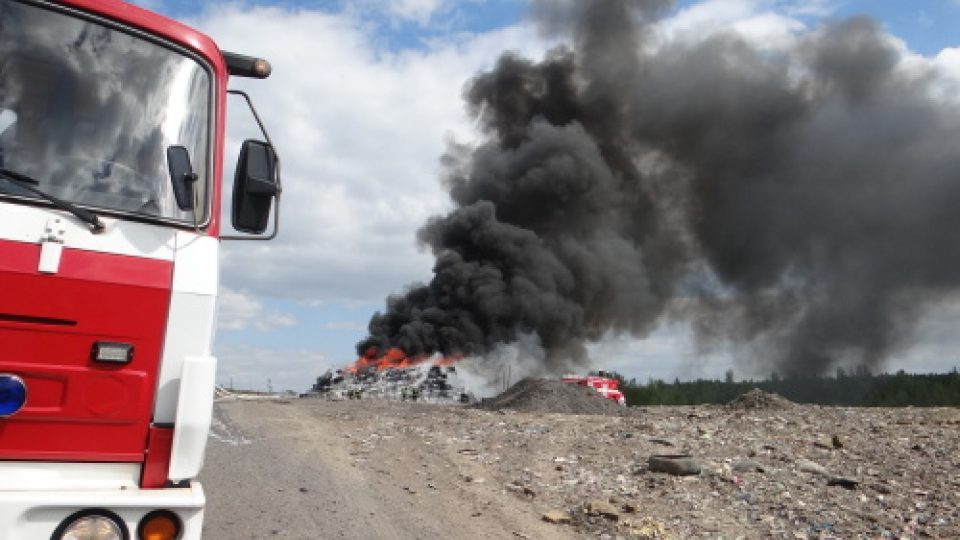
[232,139,278,234]
[167,145,197,211]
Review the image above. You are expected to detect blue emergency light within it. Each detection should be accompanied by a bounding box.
[0,374,26,417]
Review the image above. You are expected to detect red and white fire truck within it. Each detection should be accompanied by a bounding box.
[561,371,627,406]
[0,1,281,538]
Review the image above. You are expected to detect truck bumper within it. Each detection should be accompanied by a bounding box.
[0,481,205,540]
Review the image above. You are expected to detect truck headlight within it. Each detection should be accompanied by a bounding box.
[53,510,127,540]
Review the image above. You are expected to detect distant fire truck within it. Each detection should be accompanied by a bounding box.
[0,1,281,538]
[561,371,627,406]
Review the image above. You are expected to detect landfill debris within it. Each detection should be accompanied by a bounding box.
[727,388,795,409]
[308,363,473,405]
[622,516,667,539]
[828,477,860,490]
[506,481,536,498]
[542,510,572,524]
[814,436,835,449]
[585,499,621,520]
[286,389,960,539]
[648,455,702,476]
[797,459,831,477]
[732,459,766,473]
[648,437,676,447]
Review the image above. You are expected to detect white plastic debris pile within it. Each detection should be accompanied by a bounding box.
[310,363,474,405]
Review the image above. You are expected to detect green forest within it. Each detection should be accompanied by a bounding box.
[619,367,960,407]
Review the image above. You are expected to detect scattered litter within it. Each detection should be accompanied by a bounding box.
[648,455,702,476]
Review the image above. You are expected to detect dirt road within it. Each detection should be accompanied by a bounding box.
[201,399,576,540]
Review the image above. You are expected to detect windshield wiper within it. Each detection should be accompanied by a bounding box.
[0,168,105,233]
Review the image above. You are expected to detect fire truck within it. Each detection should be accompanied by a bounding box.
[561,371,627,406]
[0,1,281,538]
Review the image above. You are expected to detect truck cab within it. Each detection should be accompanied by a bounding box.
[0,1,280,538]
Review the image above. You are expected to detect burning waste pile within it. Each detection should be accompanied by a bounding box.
[310,351,473,404]
[347,0,960,388]
[311,339,631,408]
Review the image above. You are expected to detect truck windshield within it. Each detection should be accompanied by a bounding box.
[0,1,211,223]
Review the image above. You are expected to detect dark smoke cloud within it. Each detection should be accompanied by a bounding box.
[359,0,960,376]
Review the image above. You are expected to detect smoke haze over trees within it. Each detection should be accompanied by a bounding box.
[358,0,960,377]
[623,367,960,407]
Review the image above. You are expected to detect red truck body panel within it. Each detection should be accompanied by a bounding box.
[0,238,173,461]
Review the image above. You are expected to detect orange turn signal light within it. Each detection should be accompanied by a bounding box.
[138,510,181,540]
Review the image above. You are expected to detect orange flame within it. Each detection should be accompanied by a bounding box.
[344,347,462,373]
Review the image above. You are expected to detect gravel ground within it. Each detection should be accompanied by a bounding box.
[201,398,576,540]
[202,393,960,539]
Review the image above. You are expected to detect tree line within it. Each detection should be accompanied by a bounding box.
[615,367,960,407]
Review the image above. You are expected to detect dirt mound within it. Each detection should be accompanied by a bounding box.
[481,378,624,414]
[727,388,794,409]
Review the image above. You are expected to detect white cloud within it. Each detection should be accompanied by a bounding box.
[380,0,445,24]
[730,12,804,46]
[215,343,331,392]
[659,0,759,41]
[217,286,297,332]
[216,287,260,331]
[935,47,960,79]
[656,0,805,52]
[322,320,367,331]
[258,310,298,331]
[341,0,475,26]
[193,5,550,305]
[894,46,960,106]
[779,0,837,18]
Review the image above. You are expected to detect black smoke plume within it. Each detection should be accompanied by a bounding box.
[359,0,960,376]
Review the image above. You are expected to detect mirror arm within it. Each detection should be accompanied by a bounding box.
[222,89,283,242]
[186,172,204,236]
[227,89,276,149]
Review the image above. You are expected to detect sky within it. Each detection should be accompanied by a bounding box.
[131,0,960,392]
